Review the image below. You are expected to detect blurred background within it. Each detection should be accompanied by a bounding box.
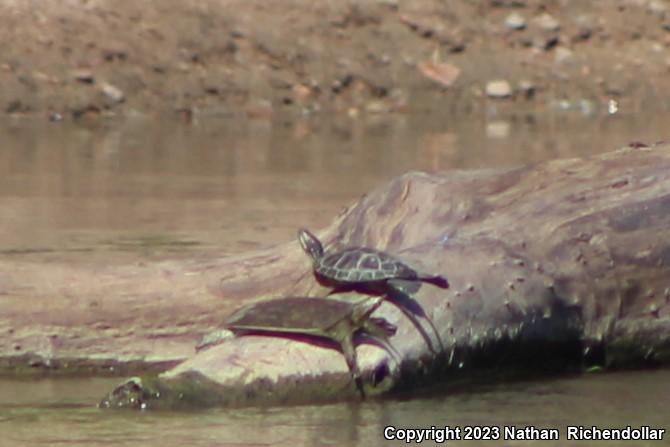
[1,0,669,262]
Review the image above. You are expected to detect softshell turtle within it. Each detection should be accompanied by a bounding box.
[204,295,399,398]
[298,228,449,353]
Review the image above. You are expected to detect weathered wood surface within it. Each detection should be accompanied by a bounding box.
[2,145,670,407]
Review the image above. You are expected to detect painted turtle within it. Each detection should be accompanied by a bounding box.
[298,228,449,290]
[298,228,448,353]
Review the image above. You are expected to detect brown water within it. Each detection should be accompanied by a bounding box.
[1,111,669,445]
[1,111,666,264]
[1,370,668,446]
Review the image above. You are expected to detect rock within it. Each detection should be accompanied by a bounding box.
[573,15,594,41]
[532,34,559,51]
[504,12,526,30]
[607,98,620,115]
[100,82,125,103]
[604,78,626,96]
[486,120,511,139]
[32,71,51,83]
[417,60,461,88]
[554,46,575,65]
[533,13,560,32]
[246,99,274,120]
[71,104,101,121]
[648,0,667,16]
[102,49,128,62]
[517,80,536,98]
[485,80,513,98]
[72,70,95,84]
[49,112,63,122]
[365,100,391,114]
[293,83,314,104]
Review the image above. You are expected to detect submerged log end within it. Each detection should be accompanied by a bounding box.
[100,337,400,409]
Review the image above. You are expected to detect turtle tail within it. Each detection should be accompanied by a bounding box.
[421,275,450,289]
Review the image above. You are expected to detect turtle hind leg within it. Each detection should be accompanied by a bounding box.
[421,275,450,289]
[385,282,444,354]
[339,334,366,399]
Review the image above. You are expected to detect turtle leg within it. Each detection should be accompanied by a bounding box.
[357,320,401,365]
[386,280,444,353]
[419,274,450,289]
[339,333,365,399]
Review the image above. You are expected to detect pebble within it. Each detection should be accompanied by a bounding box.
[293,83,313,103]
[486,121,511,139]
[73,70,95,84]
[49,112,63,122]
[246,99,274,120]
[604,78,626,96]
[365,100,391,114]
[517,80,536,98]
[532,34,559,50]
[648,0,667,15]
[100,82,125,103]
[534,13,560,32]
[504,12,526,30]
[485,80,513,98]
[573,15,594,41]
[554,46,574,64]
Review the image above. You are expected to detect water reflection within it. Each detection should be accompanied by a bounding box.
[0,112,666,264]
[1,371,669,446]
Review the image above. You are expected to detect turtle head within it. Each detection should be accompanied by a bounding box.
[297,228,324,261]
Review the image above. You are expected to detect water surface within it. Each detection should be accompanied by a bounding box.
[1,370,668,446]
[1,111,669,445]
[1,111,665,264]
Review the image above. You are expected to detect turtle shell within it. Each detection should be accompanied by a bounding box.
[316,247,419,284]
[225,296,366,335]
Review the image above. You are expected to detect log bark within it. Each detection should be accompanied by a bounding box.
[2,145,670,407]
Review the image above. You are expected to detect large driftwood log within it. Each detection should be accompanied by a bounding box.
[2,145,670,408]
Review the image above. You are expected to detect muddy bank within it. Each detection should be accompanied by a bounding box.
[2,0,670,120]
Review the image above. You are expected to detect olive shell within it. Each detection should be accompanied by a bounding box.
[225,296,364,334]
